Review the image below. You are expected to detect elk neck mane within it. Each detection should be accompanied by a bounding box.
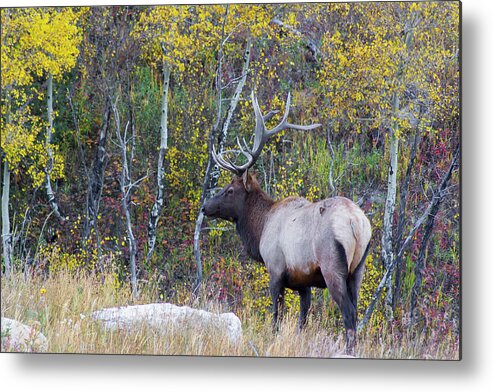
[235,182,275,262]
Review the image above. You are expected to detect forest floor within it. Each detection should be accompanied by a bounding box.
[1,269,459,360]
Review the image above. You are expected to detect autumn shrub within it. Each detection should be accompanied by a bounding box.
[307,137,383,200]
[206,255,244,306]
[358,253,384,316]
[38,243,86,273]
[240,263,271,316]
[36,243,123,292]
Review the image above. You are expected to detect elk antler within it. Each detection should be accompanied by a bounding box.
[213,92,322,176]
[211,145,253,176]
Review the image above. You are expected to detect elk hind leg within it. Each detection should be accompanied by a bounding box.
[347,244,369,326]
[321,241,358,355]
[347,255,366,312]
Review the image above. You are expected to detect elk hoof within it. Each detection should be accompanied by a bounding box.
[345,329,356,356]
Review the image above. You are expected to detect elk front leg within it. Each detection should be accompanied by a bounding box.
[269,276,285,330]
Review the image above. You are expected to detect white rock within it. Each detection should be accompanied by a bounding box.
[91,303,242,344]
[1,317,48,352]
[331,353,356,359]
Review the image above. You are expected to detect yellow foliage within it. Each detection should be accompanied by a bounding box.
[2,7,82,186]
[1,8,82,88]
[358,253,385,325]
[39,244,85,274]
[241,263,271,315]
[318,2,459,138]
[241,263,302,316]
[134,3,279,74]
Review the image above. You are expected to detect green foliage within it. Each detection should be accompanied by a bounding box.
[307,137,383,199]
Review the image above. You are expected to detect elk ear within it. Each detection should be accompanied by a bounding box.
[242,171,253,192]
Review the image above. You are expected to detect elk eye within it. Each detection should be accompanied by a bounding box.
[227,188,234,195]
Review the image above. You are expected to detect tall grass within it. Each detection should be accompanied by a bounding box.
[1,269,458,359]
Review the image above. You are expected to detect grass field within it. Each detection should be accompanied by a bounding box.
[1,269,459,359]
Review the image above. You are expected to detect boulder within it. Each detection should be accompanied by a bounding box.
[331,353,356,359]
[1,317,48,352]
[91,303,242,344]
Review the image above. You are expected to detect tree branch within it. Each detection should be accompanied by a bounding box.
[270,17,322,61]
[358,144,460,331]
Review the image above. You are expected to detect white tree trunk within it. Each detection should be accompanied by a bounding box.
[326,118,336,195]
[124,198,138,298]
[381,19,415,318]
[382,115,399,317]
[193,34,251,290]
[146,62,170,263]
[2,161,12,277]
[45,73,65,221]
[112,99,138,298]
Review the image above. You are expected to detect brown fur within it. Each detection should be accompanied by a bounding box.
[236,177,274,261]
[285,266,326,289]
[203,173,274,261]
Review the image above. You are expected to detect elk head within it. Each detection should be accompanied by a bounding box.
[203,91,321,222]
[202,172,253,221]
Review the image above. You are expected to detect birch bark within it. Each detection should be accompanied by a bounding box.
[381,92,400,318]
[2,161,12,277]
[393,127,421,310]
[113,99,138,298]
[45,73,65,221]
[381,22,415,317]
[146,61,171,264]
[193,32,252,290]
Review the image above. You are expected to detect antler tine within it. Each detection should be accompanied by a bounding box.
[251,91,267,155]
[267,92,292,136]
[220,150,237,167]
[241,137,252,154]
[240,109,278,156]
[212,144,253,176]
[229,148,253,174]
[263,109,280,123]
[215,149,235,172]
[212,144,237,174]
[236,136,252,155]
[250,91,296,160]
[211,144,224,168]
[285,122,323,131]
[268,92,322,134]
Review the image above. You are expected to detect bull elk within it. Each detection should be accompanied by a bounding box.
[203,92,372,354]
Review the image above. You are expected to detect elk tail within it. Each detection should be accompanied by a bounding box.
[349,218,370,273]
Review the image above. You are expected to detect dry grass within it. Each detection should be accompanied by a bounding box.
[1,269,459,359]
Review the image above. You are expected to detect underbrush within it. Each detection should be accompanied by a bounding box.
[1,267,459,359]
